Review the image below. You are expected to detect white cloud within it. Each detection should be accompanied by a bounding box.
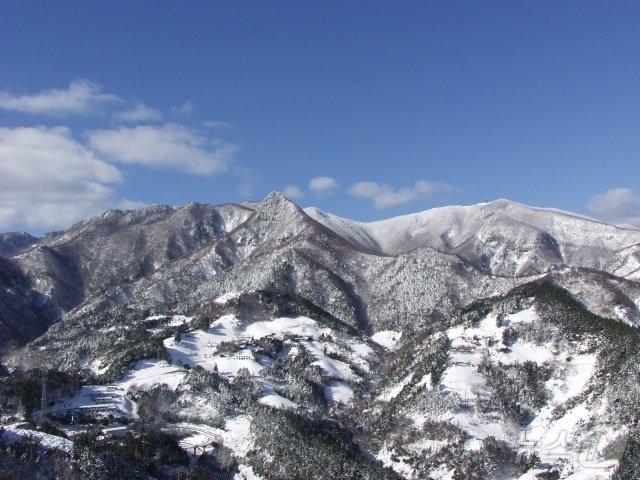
[172,100,193,116]
[348,182,384,199]
[117,198,147,211]
[203,120,231,129]
[309,176,338,196]
[588,188,640,227]
[86,123,236,176]
[113,102,163,122]
[233,166,257,198]
[0,79,118,116]
[282,185,304,200]
[0,126,125,229]
[348,180,453,209]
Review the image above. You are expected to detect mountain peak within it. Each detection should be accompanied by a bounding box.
[256,191,304,221]
[264,191,289,201]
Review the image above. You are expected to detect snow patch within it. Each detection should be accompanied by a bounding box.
[214,291,242,305]
[2,425,73,453]
[371,330,402,350]
[221,416,253,457]
[324,381,354,404]
[304,341,356,381]
[416,373,433,389]
[117,359,186,391]
[165,322,263,378]
[245,316,330,340]
[379,373,413,402]
[259,392,298,409]
[347,340,373,358]
[145,314,191,334]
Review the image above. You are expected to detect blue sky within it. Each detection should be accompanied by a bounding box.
[1,1,640,233]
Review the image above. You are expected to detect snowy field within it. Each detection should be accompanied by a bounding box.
[371,330,402,350]
[440,306,612,478]
[145,314,191,335]
[2,424,74,453]
[373,305,620,480]
[62,308,378,473]
[162,313,373,407]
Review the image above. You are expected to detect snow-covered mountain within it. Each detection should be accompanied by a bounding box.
[1,193,640,479]
[306,199,640,278]
[0,232,38,256]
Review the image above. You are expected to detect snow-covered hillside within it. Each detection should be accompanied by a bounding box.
[364,285,640,479]
[2,193,640,479]
[306,199,640,278]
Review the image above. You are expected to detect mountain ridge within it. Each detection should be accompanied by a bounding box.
[306,197,640,280]
[2,192,639,355]
[2,192,640,479]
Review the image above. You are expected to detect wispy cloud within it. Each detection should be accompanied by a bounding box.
[348,180,453,209]
[172,100,193,116]
[86,123,236,176]
[0,126,125,228]
[0,79,119,116]
[588,188,640,227]
[233,166,258,198]
[309,176,338,196]
[282,185,304,200]
[113,102,163,122]
[203,120,231,129]
[116,199,148,211]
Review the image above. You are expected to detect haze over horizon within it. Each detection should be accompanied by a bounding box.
[2,1,640,233]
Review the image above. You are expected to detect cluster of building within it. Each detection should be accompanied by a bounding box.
[49,385,131,424]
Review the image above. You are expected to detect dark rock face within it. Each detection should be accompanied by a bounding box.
[0,232,38,256]
[0,202,253,351]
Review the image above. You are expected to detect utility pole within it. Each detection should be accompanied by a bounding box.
[40,374,47,421]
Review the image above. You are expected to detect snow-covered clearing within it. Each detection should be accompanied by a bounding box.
[324,381,354,404]
[161,313,372,418]
[442,307,553,402]
[221,416,253,457]
[82,357,109,375]
[2,424,73,453]
[371,330,402,350]
[517,461,618,480]
[60,359,186,420]
[347,339,374,358]
[164,315,263,378]
[439,305,603,468]
[259,390,298,409]
[300,340,357,382]
[63,384,132,415]
[376,444,416,479]
[379,373,413,402]
[236,465,265,480]
[179,433,210,449]
[245,316,331,340]
[145,314,191,334]
[117,359,186,391]
[79,310,373,469]
[378,303,614,479]
[214,291,242,305]
[164,314,370,391]
[416,373,433,389]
